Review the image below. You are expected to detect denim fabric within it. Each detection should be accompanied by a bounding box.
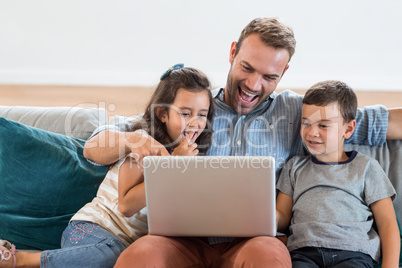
[40,221,127,268]
[291,247,373,268]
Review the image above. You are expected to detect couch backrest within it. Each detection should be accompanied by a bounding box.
[0,105,107,140]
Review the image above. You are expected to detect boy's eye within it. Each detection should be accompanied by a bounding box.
[319,124,329,128]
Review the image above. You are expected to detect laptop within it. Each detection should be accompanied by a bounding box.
[143,155,277,237]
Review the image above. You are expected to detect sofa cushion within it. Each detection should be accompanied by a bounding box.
[0,118,109,250]
[0,105,107,140]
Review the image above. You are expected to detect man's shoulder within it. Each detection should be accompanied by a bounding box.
[211,88,223,98]
[275,89,304,100]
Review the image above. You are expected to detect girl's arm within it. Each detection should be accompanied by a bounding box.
[371,197,400,268]
[117,157,146,217]
[276,191,293,233]
[117,133,200,217]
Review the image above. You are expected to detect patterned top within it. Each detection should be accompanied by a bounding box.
[71,156,148,246]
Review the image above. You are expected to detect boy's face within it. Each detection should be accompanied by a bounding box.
[301,102,355,162]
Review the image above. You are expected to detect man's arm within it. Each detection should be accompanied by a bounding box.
[83,129,169,166]
[386,108,402,140]
[348,105,397,146]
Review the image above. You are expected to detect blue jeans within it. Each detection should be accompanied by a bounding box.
[40,221,127,268]
[290,247,373,268]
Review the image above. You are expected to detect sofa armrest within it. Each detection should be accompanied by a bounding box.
[0,105,107,140]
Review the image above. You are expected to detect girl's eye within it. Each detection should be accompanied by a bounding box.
[180,113,190,117]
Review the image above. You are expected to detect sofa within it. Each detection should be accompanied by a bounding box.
[0,105,401,264]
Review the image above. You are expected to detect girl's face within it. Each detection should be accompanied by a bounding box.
[300,102,355,162]
[160,88,210,145]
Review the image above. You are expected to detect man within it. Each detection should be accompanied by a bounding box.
[84,18,402,267]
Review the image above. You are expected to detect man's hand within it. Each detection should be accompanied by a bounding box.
[84,129,169,166]
[387,108,402,140]
[125,130,170,166]
[172,131,199,156]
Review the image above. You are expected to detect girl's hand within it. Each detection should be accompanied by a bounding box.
[172,131,199,156]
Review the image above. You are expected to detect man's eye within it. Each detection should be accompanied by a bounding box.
[320,124,329,128]
[264,76,276,81]
[242,65,252,71]
[302,122,310,127]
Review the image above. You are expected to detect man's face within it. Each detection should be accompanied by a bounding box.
[224,33,290,115]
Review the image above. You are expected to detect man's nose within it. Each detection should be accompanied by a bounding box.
[245,73,263,92]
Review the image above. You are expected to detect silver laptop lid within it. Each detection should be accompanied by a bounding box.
[143,156,276,237]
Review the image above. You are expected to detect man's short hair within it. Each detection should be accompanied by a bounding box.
[235,17,296,61]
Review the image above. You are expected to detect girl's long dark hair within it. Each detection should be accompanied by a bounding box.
[129,67,214,154]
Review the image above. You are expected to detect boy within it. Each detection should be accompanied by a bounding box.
[276,80,400,267]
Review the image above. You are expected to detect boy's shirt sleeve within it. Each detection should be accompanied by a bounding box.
[276,158,296,197]
[347,104,388,146]
[364,157,396,206]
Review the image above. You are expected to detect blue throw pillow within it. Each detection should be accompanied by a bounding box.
[0,118,109,250]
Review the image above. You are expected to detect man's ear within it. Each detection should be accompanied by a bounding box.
[229,41,237,64]
[282,64,290,76]
[156,107,168,123]
[344,120,356,139]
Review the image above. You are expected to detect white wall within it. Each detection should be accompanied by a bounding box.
[1,0,401,91]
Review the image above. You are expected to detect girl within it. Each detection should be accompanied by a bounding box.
[0,64,214,268]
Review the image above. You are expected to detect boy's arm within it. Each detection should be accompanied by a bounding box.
[84,129,169,166]
[387,108,402,140]
[276,191,293,233]
[117,156,147,217]
[371,197,400,268]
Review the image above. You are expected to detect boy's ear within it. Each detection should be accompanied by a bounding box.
[156,107,168,123]
[344,120,356,139]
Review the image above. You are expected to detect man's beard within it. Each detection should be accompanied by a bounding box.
[225,71,243,114]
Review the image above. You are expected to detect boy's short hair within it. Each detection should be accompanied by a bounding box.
[303,80,357,122]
